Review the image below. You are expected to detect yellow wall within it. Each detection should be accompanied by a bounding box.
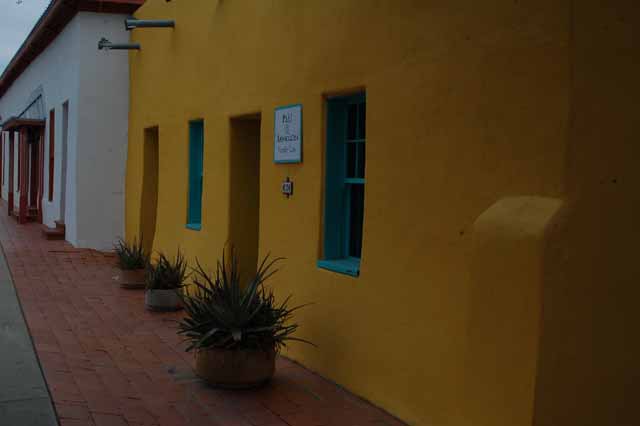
[126,1,639,425]
[533,2,640,426]
[466,196,562,426]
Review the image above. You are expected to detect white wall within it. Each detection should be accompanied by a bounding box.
[0,16,81,236]
[0,11,130,250]
[74,12,130,250]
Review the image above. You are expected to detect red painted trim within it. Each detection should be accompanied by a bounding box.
[0,133,3,187]
[80,0,145,13]
[1,118,45,130]
[0,0,144,99]
[18,130,28,224]
[38,129,45,223]
[29,140,38,208]
[48,110,55,202]
[8,132,14,217]
[17,133,21,194]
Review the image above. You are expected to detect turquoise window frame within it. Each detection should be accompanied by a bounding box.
[318,92,366,277]
[187,120,204,230]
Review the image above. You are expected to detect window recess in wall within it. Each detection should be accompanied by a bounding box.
[187,120,204,230]
[318,92,366,277]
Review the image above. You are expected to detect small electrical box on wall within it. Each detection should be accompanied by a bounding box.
[281,177,293,198]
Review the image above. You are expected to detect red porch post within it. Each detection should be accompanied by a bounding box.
[8,132,14,217]
[18,129,28,224]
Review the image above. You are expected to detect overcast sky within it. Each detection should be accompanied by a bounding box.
[0,0,51,75]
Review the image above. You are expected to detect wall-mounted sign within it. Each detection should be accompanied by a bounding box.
[274,104,302,163]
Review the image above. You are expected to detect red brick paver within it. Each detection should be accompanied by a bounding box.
[0,208,405,426]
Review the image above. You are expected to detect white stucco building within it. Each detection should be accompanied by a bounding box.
[0,0,143,250]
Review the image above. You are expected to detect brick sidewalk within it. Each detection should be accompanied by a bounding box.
[0,210,404,426]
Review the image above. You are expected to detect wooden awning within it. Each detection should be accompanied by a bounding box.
[1,117,45,131]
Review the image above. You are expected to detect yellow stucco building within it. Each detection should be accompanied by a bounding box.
[125,1,639,425]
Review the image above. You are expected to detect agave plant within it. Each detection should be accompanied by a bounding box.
[177,249,312,352]
[146,250,189,290]
[114,237,148,270]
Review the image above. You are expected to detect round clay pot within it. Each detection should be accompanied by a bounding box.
[195,347,276,389]
[114,269,146,289]
[145,289,183,312]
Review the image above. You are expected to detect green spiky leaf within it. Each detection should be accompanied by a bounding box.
[114,237,148,270]
[176,247,313,353]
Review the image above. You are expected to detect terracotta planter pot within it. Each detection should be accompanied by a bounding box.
[145,289,183,312]
[195,347,276,389]
[114,269,146,289]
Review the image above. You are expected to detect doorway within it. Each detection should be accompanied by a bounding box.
[229,114,261,280]
[140,126,159,254]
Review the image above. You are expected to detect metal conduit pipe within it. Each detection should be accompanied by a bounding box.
[125,19,175,30]
[98,38,141,51]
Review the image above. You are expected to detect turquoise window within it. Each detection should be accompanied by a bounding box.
[187,120,204,230]
[318,93,366,277]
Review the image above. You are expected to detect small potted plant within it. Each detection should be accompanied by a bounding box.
[145,250,188,312]
[177,248,312,389]
[113,238,148,289]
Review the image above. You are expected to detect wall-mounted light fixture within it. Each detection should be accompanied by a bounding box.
[124,19,175,31]
[98,37,141,50]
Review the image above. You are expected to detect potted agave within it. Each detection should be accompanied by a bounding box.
[145,250,188,312]
[114,238,148,289]
[178,249,311,389]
